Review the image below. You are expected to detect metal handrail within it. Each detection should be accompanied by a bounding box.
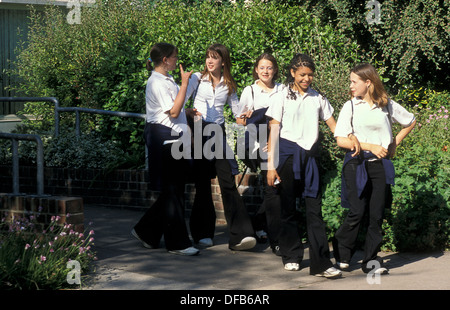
[0,97,60,135]
[0,97,147,196]
[0,132,44,195]
[0,97,146,136]
[57,106,145,136]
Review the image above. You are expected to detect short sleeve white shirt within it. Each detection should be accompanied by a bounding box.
[334,98,416,149]
[192,72,240,124]
[266,87,334,151]
[237,81,285,114]
[145,71,188,133]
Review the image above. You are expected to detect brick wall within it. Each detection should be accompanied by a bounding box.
[0,194,85,233]
[0,165,264,226]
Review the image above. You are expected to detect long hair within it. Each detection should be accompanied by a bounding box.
[351,63,389,107]
[253,53,279,82]
[201,43,237,96]
[284,53,315,100]
[146,43,178,71]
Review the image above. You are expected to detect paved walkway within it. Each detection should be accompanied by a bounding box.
[82,204,450,291]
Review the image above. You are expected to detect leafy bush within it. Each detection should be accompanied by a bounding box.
[10,0,359,170]
[297,0,450,91]
[381,91,449,251]
[0,127,126,169]
[385,144,449,251]
[0,212,96,290]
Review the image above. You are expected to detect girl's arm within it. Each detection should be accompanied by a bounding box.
[388,119,416,157]
[325,116,336,134]
[267,119,281,187]
[168,65,192,118]
[336,134,361,157]
[340,120,416,159]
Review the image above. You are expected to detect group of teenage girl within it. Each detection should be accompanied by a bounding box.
[131,42,416,279]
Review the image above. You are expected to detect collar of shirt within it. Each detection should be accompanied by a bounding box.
[254,80,282,94]
[200,73,224,85]
[152,70,176,84]
[352,97,381,110]
[289,86,317,100]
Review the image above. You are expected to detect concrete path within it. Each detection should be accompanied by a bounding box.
[82,205,450,291]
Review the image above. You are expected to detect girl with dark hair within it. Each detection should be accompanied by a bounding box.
[333,63,416,274]
[131,42,200,256]
[236,53,284,253]
[265,53,342,277]
[187,43,257,251]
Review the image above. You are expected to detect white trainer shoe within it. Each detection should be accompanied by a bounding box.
[337,261,350,270]
[230,237,257,251]
[284,263,300,271]
[168,246,200,256]
[197,238,213,248]
[315,267,342,278]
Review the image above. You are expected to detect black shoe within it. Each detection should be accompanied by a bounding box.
[271,245,281,256]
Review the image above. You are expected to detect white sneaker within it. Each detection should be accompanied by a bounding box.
[197,238,213,248]
[374,267,389,275]
[230,237,257,251]
[168,246,200,256]
[131,229,154,249]
[337,261,350,270]
[315,267,342,278]
[284,263,300,271]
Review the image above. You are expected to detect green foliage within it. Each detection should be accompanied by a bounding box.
[10,0,359,170]
[44,130,126,169]
[0,213,96,290]
[394,89,449,156]
[297,0,450,90]
[386,144,449,251]
[321,162,345,238]
[0,127,125,169]
[381,91,449,251]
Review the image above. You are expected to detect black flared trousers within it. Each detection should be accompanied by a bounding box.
[278,156,333,274]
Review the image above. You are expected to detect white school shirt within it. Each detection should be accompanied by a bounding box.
[145,71,188,133]
[237,81,284,114]
[266,87,334,151]
[334,97,415,149]
[191,72,240,124]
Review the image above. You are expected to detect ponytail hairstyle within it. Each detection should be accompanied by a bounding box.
[351,63,389,107]
[201,43,237,96]
[284,53,315,100]
[253,53,279,81]
[146,42,178,71]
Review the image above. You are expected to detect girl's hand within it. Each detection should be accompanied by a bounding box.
[267,169,281,187]
[370,144,388,159]
[186,108,202,119]
[236,110,253,125]
[236,116,246,126]
[243,110,253,119]
[180,64,193,86]
[348,134,361,157]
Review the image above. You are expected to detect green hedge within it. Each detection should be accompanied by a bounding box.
[297,0,450,91]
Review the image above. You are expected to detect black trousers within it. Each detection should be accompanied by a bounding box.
[189,157,255,248]
[134,143,192,251]
[334,160,386,270]
[278,156,333,274]
[259,169,281,249]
